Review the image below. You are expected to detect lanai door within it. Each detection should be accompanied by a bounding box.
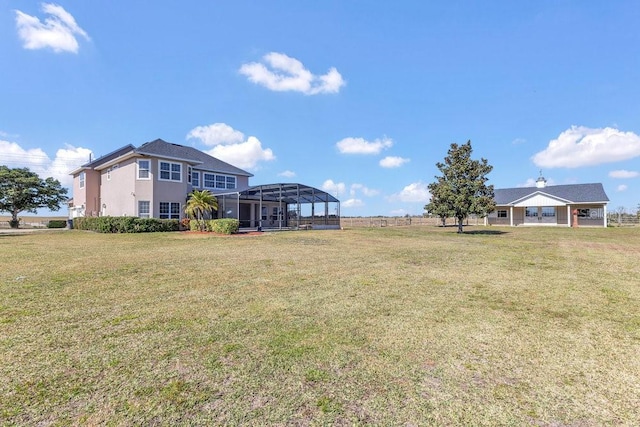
[524,206,557,224]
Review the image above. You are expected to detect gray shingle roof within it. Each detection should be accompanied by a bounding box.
[495,183,609,205]
[79,144,136,169]
[136,139,253,177]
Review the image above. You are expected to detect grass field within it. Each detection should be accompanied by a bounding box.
[1,226,639,425]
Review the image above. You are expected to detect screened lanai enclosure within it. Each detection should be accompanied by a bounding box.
[215,183,341,230]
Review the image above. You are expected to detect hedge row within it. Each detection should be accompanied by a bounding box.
[189,218,240,234]
[73,217,180,233]
[47,220,68,229]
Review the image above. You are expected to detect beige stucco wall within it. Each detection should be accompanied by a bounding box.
[100,158,137,216]
[71,169,100,216]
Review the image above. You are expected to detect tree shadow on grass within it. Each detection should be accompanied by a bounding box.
[461,229,508,235]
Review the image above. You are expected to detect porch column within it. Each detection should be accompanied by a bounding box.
[510,206,513,227]
[279,184,283,229]
[259,187,263,229]
[250,202,255,228]
[296,184,301,228]
[567,205,571,227]
[603,205,608,227]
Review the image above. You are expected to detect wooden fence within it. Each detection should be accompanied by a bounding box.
[341,216,483,228]
[608,215,640,227]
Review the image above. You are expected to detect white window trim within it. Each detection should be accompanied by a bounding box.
[202,172,236,190]
[158,160,182,183]
[159,201,181,219]
[192,171,200,188]
[79,171,85,188]
[137,159,151,180]
[138,200,151,218]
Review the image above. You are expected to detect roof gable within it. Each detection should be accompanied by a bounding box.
[512,192,571,207]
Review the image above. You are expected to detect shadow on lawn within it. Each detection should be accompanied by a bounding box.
[461,229,508,235]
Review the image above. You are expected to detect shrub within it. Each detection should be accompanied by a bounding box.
[72,217,179,233]
[47,220,67,229]
[210,218,239,234]
[186,218,239,234]
[190,219,205,232]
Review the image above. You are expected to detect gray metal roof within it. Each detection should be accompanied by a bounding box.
[495,183,609,205]
[220,183,339,204]
[136,139,253,177]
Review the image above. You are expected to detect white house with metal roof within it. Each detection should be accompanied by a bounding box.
[486,176,609,227]
[69,139,340,229]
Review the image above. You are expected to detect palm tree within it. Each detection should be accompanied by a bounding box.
[184,190,218,231]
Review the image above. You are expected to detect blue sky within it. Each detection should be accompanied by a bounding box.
[2,1,640,216]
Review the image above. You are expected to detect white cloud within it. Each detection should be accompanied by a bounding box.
[239,52,345,95]
[389,182,430,203]
[321,179,346,197]
[617,184,628,192]
[0,140,91,186]
[350,183,379,197]
[207,137,275,170]
[532,126,640,168]
[15,3,89,53]
[336,136,393,155]
[187,123,275,170]
[278,170,296,178]
[609,169,639,179]
[186,123,244,146]
[342,198,364,208]
[512,138,526,145]
[379,156,410,168]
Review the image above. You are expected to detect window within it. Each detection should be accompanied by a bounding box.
[159,202,181,219]
[188,166,192,184]
[159,161,182,182]
[497,210,507,218]
[192,171,200,187]
[525,207,538,217]
[79,171,85,188]
[137,160,150,179]
[202,172,236,190]
[107,164,118,181]
[203,173,215,188]
[138,201,150,218]
[226,176,236,189]
[541,207,555,217]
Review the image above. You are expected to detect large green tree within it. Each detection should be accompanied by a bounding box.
[184,189,218,231]
[425,141,495,233]
[0,166,68,228]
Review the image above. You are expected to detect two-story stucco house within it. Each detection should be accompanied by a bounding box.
[69,139,340,229]
[486,176,609,227]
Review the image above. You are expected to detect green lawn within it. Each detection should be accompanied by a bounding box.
[1,226,639,425]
